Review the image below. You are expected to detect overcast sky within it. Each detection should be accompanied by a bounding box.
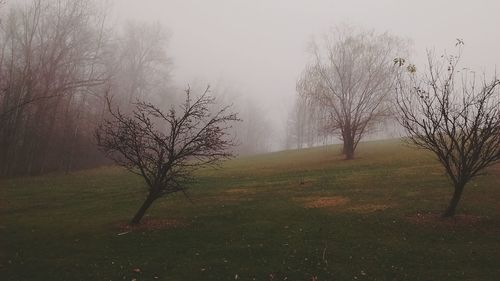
[112,0,500,141]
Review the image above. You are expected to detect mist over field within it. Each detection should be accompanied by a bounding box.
[113,0,500,148]
[1,1,500,280]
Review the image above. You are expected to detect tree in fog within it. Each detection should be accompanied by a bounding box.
[0,0,109,176]
[0,0,174,177]
[287,78,333,150]
[108,21,172,110]
[209,84,272,154]
[286,95,315,149]
[286,97,308,149]
[233,100,272,154]
[96,87,240,224]
[298,27,406,159]
[395,45,500,217]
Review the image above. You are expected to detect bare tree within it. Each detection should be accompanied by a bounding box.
[96,87,240,224]
[286,97,308,149]
[395,45,500,217]
[287,78,335,150]
[108,21,172,110]
[204,84,273,155]
[299,26,406,159]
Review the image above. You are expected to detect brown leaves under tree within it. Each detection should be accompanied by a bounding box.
[96,87,240,224]
[395,44,500,217]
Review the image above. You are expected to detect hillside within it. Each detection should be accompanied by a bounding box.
[1,140,499,281]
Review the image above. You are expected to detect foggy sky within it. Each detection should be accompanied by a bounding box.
[112,0,500,144]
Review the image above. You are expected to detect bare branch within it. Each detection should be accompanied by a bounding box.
[395,45,500,217]
[294,26,406,158]
[96,86,241,224]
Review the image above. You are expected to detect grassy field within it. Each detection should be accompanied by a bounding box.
[1,140,499,281]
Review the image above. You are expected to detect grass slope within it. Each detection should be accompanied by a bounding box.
[1,140,499,281]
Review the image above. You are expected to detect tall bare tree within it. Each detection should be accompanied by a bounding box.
[395,45,500,217]
[298,26,406,159]
[96,87,240,224]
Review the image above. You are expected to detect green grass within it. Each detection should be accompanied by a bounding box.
[1,140,499,281]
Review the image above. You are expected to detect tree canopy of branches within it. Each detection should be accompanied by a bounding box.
[0,0,109,176]
[208,84,273,155]
[109,21,172,111]
[0,0,174,177]
[395,45,500,217]
[286,94,331,150]
[297,27,406,159]
[96,87,240,224]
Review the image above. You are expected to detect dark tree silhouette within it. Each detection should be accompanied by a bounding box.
[395,47,500,217]
[96,87,240,224]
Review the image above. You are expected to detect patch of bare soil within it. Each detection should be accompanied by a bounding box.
[299,196,350,209]
[406,212,483,228]
[115,218,187,232]
[347,203,391,213]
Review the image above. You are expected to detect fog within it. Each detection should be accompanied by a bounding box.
[3,2,500,276]
[113,0,500,148]
[1,0,499,176]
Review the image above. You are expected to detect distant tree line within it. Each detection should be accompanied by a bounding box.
[0,0,172,177]
[0,0,271,177]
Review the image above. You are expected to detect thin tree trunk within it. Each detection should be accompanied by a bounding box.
[442,183,465,217]
[130,193,158,225]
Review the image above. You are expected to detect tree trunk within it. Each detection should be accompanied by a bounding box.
[344,145,354,160]
[130,193,158,225]
[342,137,355,160]
[442,183,465,218]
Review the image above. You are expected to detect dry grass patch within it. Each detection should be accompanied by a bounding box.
[298,196,350,209]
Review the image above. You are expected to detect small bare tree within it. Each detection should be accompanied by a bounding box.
[96,87,240,224]
[395,45,500,217]
[299,26,406,159]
